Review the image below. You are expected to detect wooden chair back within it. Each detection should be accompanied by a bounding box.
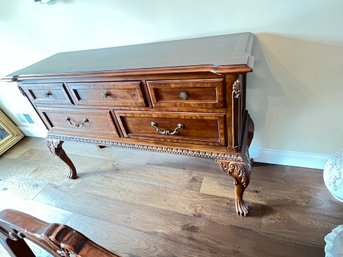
[0,209,121,257]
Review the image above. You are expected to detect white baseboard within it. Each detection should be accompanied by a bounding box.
[19,126,47,138]
[250,147,331,170]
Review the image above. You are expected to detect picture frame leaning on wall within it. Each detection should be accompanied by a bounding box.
[0,110,24,155]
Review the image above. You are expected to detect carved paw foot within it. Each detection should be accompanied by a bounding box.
[67,169,78,179]
[235,198,249,216]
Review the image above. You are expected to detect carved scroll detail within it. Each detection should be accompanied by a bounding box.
[47,140,65,156]
[232,79,241,98]
[217,160,250,188]
[47,134,243,162]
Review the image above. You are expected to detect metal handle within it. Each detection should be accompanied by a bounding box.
[101,92,110,98]
[44,92,53,97]
[65,117,89,128]
[150,122,184,135]
[179,91,188,100]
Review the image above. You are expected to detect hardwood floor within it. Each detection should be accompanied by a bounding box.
[0,137,342,257]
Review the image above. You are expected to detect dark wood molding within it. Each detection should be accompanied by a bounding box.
[47,134,243,162]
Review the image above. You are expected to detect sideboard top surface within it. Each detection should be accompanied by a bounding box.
[5,32,254,81]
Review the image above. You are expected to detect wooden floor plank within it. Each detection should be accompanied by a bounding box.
[200,174,343,219]
[252,163,325,190]
[0,137,341,257]
[0,199,72,224]
[146,151,219,173]
[97,161,204,192]
[261,205,342,246]
[1,137,47,160]
[33,184,322,257]
[33,183,262,237]
[51,170,263,225]
[0,157,39,180]
[29,184,278,256]
[66,212,323,257]
[67,213,236,257]
[63,140,152,165]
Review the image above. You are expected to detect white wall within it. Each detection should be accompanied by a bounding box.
[1,0,342,168]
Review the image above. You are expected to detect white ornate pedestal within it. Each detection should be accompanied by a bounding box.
[324,225,343,257]
[324,151,343,256]
[323,150,343,202]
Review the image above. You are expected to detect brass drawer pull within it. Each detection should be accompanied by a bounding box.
[65,117,89,128]
[101,92,110,98]
[179,91,188,100]
[44,92,53,97]
[150,122,184,135]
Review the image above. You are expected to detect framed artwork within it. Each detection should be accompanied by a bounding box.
[0,110,24,155]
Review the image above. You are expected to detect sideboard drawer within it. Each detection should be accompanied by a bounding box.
[146,78,224,108]
[21,83,72,106]
[66,81,146,107]
[39,108,119,140]
[115,111,226,146]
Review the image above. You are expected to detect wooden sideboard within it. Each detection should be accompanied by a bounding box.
[4,33,255,216]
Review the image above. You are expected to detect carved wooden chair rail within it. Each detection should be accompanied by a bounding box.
[0,209,121,257]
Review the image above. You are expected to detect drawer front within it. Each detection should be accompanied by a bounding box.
[115,111,226,146]
[146,78,224,108]
[39,108,119,140]
[66,81,146,107]
[21,83,72,106]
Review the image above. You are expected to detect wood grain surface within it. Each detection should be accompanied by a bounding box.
[5,33,253,79]
[1,137,341,257]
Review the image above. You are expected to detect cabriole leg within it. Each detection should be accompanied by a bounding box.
[216,159,251,216]
[47,139,78,179]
